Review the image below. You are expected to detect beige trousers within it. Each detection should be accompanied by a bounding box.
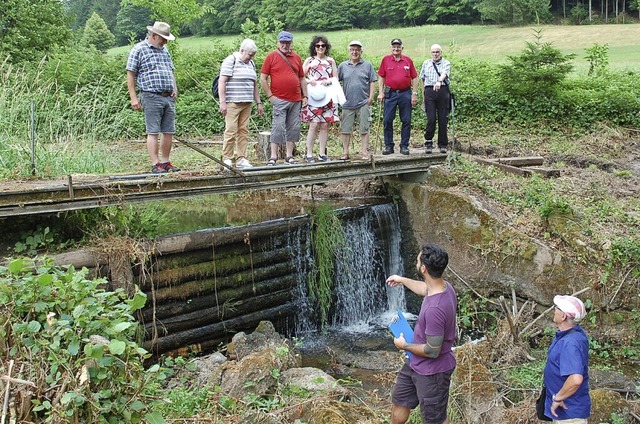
[223,102,252,160]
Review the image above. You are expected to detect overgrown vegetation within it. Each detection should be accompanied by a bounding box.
[0,258,165,423]
[307,204,346,331]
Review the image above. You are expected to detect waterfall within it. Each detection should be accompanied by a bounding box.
[331,203,406,331]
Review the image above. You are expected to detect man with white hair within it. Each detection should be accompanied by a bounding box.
[419,44,451,154]
[219,39,263,169]
[542,295,591,423]
[126,21,180,174]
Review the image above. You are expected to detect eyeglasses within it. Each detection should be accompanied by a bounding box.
[315,44,326,48]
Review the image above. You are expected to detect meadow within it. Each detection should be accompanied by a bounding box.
[110,24,640,74]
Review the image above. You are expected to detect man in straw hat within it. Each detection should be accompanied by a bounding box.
[542,295,591,422]
[126,21,181,174]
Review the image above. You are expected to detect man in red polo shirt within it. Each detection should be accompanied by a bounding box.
[260,31,308,166]
[377,39,419,156]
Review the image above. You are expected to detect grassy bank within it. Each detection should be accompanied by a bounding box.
[110,24,640,73]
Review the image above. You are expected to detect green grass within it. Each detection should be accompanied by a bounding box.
[110,24,640,73]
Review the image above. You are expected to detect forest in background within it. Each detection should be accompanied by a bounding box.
[2,0,640,61]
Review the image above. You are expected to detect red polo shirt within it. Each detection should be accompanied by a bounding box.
[261,49,304,102]
[378,54,417,91]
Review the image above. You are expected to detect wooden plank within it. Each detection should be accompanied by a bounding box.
[473,157,532,177]
[527,167,561,178]
[487,156,544,167]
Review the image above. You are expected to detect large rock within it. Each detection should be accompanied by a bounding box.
[280,367,349,398]
[394,173,594,306]
[206,321,301,398]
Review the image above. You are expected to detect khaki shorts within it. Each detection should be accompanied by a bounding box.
[553,419,588,424]
[340,104,371,135]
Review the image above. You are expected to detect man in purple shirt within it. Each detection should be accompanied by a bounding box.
[386,243,457,424]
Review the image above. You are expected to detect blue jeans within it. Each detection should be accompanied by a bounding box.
[383,89,412,149]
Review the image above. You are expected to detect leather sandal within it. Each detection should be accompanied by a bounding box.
[285,156,297,164]
[339,154,350,161]
[266,158,277,166]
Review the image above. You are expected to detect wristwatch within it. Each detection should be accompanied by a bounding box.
[552,394,560,402]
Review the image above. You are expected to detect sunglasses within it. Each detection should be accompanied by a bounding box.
[315,44,327,48]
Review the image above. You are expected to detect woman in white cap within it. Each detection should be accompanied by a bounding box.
[542,295,590,422]
[301,35,339,163]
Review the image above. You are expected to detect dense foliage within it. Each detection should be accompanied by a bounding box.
[0,258,165,423]
[55,0,640,43]
[0,0,71,63]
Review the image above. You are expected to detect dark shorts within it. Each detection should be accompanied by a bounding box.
[392,363,454,424]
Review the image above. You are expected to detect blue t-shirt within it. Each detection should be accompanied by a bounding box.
[543,325,590,419]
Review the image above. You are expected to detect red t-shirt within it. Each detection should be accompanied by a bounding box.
[261,50,304,102]
[378,54,417,91]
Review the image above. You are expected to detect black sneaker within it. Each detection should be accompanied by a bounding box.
[439,147,448,154]
[152,163,168,174]
[400,147,410,155]
[425,141,434,154]
[382,146,394,155]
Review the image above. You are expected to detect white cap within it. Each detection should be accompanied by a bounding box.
[349,40,363,47]
[554,295,586,322]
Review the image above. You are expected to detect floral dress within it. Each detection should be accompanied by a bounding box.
[300,57,339,123]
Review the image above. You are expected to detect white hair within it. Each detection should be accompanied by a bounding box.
[431,44,442,52]
[240,39,257,54]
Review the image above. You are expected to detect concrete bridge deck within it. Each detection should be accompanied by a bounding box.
[0,154,446,217]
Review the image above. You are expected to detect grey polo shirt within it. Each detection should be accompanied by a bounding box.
[338,59,377,110]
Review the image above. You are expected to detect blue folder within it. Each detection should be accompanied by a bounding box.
[388,310,415,360]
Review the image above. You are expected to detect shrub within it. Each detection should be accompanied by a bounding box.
[0,258,165,423]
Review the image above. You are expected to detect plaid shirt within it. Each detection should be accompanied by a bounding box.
[419,58,451,86]
[126,40,175,93]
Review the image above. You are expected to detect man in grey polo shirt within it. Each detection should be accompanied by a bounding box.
[338,40,377,161]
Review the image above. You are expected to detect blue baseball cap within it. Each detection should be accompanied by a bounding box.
[278,31,293,42]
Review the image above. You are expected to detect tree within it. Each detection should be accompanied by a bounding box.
[122,0,206,31]
[498,30,575,97]
[0,0,71,63]
[476,0,553,24]
[115,3,153,45]
[81,12,115,53]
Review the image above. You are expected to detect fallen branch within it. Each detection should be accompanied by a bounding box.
[447,266,499,307]
[1,360,14,424]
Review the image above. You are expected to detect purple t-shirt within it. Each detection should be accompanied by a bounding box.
[410,281,457,376]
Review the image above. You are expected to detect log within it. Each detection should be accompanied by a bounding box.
[140,262,296,303]
[52,250,107,268]
[144,289,293,335]
[473,157,532,177]
[147,216,310,255]
[143,302,297,354]
[140,274,298,321]
[488,156,544,167]
[136,246,297,288]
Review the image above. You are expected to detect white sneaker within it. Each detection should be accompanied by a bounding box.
[236,158,253,168]
[222,158,233,171]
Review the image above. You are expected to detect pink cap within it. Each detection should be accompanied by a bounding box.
[554,295,586,322]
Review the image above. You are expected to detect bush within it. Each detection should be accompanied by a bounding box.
[0,258,165,423]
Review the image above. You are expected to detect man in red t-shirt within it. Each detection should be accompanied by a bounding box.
[260,31,308,166]
[377,39,419,156]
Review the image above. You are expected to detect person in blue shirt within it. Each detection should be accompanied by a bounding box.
[543,295,590,422]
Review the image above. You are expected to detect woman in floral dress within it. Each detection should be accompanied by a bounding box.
[301,35,339,162]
